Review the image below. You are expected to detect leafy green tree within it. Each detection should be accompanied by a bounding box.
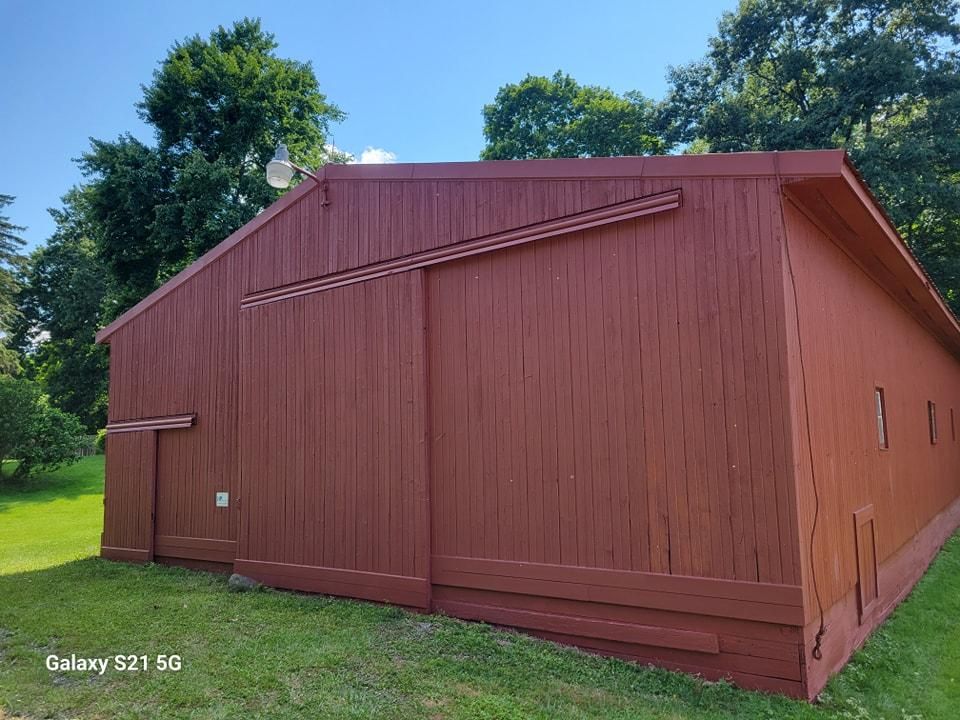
[79,137,172,312]
[12,188,108,431]
[662,0,960,310]
[482,71,667,160]
[82,17,344,318]
[0,194,26,375]
[7,18,343,431]
[0,375,86,482]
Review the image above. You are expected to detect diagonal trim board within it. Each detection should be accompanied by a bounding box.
[95,150,845,343]
[240,188,682,309]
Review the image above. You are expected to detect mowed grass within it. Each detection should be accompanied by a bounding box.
[0,458,959,719]
[0,456,104,574]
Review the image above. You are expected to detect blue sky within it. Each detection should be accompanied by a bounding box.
[0,0,734,248]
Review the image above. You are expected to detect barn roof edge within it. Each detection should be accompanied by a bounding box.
[94,150,851,343]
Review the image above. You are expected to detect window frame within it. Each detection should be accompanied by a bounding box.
[874,387,889,450]
[928,401,938,445]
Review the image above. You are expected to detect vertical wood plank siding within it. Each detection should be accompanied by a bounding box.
[100,174,807,691]
[237,272,428,586]
[782,198,960,694]
[99,154,960,698]
[427,178,799,585]
[106,250,244,556]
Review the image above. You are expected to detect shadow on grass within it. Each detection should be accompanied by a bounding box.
[0,459,104,513]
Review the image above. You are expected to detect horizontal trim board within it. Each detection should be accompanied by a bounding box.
[240,189,682,309]
[719,635,800,663]
[536,629,801,682]
[101,546,150,563]
[432,557,804,626]
[154,556,233,574]
[431,585,802,645]
[433,572,803,625]
[433,556,803,607]
[439,600,719,653]
[323,149,846,182]
[235,559,430,609]
[106,414,196,433]
[531,628,804,688]
[154,536,237,564]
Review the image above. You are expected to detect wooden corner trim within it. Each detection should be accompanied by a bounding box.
[240,188,682,310]
[106,414,196,433]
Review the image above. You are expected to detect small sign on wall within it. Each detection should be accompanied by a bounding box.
[215,491,229,508]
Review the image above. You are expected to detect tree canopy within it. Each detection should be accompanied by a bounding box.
[0,194,26,375]
[12,188,108,431]
[82,17,344,318]
[481,2,960,312]
[481,71,666,160]
[10,17,344,434]
[662,0,960,309]
[8,6,960,442]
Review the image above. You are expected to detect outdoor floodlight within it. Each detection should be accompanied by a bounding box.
[265,143,320,189]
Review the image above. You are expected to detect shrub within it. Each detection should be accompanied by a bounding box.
[95,428,107,454]
[0,375,86,481]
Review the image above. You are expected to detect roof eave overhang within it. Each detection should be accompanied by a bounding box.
[782,157,960,360]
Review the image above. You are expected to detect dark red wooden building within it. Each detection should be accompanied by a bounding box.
[96,150,960,698]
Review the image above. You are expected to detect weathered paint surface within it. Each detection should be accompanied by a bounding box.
[97,152,960,698]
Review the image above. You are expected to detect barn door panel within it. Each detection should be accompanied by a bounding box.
[426,228,664,569]
[236,270,430,608]
[153,426,237,566]
[854,505,879,623]
[101,431,156,562]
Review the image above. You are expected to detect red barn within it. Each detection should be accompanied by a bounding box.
[96,150,960,699]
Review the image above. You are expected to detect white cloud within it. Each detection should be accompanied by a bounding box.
[319,143,398,165]
[357,146,397,164]
[323,143,355,163]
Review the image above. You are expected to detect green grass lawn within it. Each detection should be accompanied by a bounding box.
[1,457,959,719]
[0,456,104,574]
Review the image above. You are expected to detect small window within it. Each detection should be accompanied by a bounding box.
[928,401,938,445]
[875,388,888,449]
